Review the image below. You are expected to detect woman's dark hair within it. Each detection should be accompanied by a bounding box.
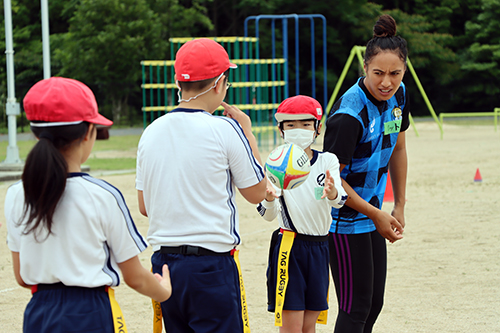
[364,14,408,65]
[21,122,92,238]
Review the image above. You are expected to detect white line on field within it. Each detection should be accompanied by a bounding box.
[0,286,21,293]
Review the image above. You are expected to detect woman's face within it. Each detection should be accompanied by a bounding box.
[363,51,406,101]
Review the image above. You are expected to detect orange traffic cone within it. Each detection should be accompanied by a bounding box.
[383,172,394,202]
[474,168,482,182]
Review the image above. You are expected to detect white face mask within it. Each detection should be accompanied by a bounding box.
[283,128,316,150]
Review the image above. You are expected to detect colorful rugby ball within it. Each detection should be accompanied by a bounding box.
[265,143,310,190]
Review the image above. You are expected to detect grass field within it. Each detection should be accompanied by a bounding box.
[0,133,141,171]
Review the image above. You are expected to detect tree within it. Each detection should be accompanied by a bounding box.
[53,0,163,123]
[460,0,500,109]
[147,0,214,40]
[0,0,71,129]
[364,1,483,113]
[0,0,496,121]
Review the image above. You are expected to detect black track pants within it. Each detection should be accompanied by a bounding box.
[329,231,387,333]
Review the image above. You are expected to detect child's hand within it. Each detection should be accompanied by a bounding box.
[321,170,338,200]
[221,102,252,131]
[265,178,279,201]
[154,264,172,301]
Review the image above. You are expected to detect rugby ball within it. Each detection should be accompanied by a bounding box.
[265,144,310,190]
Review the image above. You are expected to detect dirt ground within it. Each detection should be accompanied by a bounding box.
[1,121,499,332]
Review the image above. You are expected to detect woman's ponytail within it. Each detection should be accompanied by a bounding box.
[364,14,408,65]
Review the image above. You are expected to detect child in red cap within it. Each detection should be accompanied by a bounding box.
[257,95,347,332]
[5,77,172,333]
[136,38,267,332]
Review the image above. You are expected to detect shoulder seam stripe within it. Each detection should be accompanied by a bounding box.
[82,175,148,251]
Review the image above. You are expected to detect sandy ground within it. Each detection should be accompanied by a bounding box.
[1,121,499,332]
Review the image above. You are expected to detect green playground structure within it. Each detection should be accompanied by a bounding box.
[141,37,286,150]
[439,108,500,138]
[142,15,328,149]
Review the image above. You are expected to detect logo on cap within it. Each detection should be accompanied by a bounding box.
[181,74,190,80]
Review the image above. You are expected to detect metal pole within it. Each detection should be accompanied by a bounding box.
[3,0,21,164]
[41,0,51,78]
[321,16,327,109]
[324,46,357,116]
[406,58,442,138]
[282,18,288,99]
[294,15,299,95]
[309,17,315,99]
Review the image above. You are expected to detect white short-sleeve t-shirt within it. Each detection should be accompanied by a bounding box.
[136,108,264,252]
[6,173,147,287]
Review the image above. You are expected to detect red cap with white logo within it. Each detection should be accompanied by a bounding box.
[175,38,237,82]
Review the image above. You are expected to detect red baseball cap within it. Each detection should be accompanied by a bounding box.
[175,38,237,82]
[24,77,113,127]
[275,95,323,122]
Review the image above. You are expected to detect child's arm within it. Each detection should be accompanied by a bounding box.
[118,256,171,303]
[221,101,263,166]
[11,252,30,288]
[322,157,348,208]
[137,190,147,217]
[221,102,267,204]
[265,178,279,202]
[257,180,280,221]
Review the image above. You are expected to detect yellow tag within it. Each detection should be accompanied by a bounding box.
[107,287,128,333]
[233,249,251,333]
[152,298,163,333]
[316,283,329,325]
[151,268,163,333]
[274,230,295,326]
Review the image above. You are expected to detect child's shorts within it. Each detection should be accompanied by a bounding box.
[24,284,113,333]
[267,230,330,312]
[152,249,247,333]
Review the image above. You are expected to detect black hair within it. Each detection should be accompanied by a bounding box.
[364,14,408,65]
[279,119,321,135]
[178,69,229,92]
[21,122,92,238]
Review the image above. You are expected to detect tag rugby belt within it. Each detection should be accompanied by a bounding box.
[156,245,233,256]
[279,228,329,242]
[31,282,128,333]
[31,282,106,294]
